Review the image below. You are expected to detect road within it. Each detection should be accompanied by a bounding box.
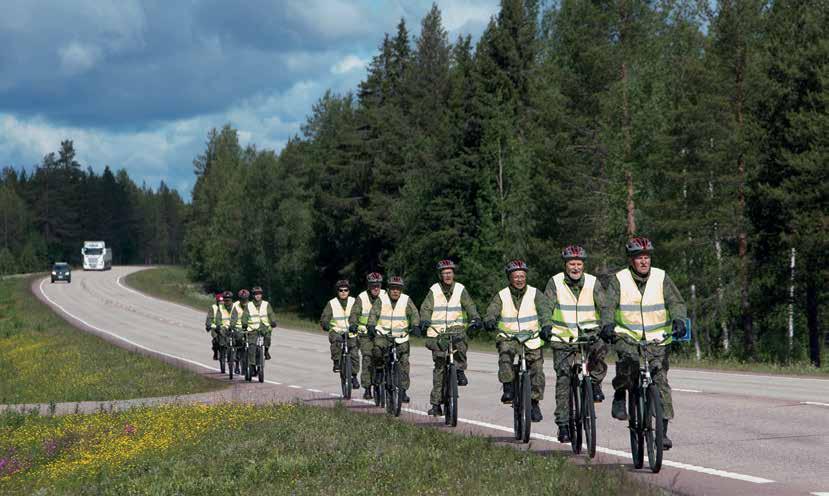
[35,267,829,496]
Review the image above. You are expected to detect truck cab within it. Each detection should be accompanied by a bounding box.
[82,241,112,271]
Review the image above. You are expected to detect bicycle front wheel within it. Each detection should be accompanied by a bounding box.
[645,385,664,473]
[512,371,522,440]
[445,363,458,427]
[257,346,265,383]
[582,379,597,458]
[569,378,582,454]
[228,346,235,380]
[219,347,226,374]
[341,349,352,399]
[374,368,384,407]
[520,371,532,443]
[629,389,644,469]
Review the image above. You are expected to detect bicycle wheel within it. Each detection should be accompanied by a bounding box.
[341,348,352,399]
[445,363,458,427]
[569,378,582,454]
[512,371,522,440]
[582,379,597,458]
[374,367,384,407]
[629,389,644,469]
[243,351,251,382]
[520,371,532,443]
[228,346,235,380]
[257,346,265,383]
[645,385,664,473]
[393,362,403,417]
[219,346,226,374]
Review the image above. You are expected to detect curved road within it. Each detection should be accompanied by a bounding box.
[35,267,829,496]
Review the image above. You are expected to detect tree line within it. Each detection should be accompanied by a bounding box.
[172,1,825,366]
[0,140,187,271]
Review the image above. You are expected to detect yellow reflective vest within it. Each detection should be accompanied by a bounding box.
[497,286,543,350]
[246,301,272,330]
[550,273,600,340]
[215,304,233,330]
[613,268,672,345]
[328,297,356,336]
[427,282,467,337]
[377,293,411,344]
[357,290,386,334]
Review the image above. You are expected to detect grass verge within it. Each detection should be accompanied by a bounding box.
[0,276,222,405]
[0,402,657,496]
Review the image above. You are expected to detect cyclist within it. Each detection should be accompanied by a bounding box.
[367,275,420,404]
[420,259,481,416]
[484,260,553,423]
[600,237,687,450]
[321,279,360,390]
[543,245,609,443]
[205,292,224,360]
[236,286,277,360]
[348,272,386,399]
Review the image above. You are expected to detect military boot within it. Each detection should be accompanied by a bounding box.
[457,369,469,386]
[428,404,443,416]
[612,389,628,421]
[557,423,571,443]
[212,349,218,361]
[264,347,271,360]
[662,419,672,450]
[363,388,373,400]
[332,361,340,373]
[531,401,543,422]
[351,376,360,389]
[400,390,410,403]
[501,382,514,404]
[592,381,605,402]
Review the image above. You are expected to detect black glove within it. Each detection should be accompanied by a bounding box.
[672,319,687,340]
[600,323,615,343]
[540,325,553,342]
[468,318,482,331]
[410,325,421,337]
[421,320,431,331]
[348,323,358,333]
[321,322,330,332]
[367,325,376,338]
[484,320,497,332]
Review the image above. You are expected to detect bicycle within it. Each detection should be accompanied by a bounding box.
[551,333,600,458]
[374,334,403,417]
[241,329,266,383]
[225,328,237,380]
[437,326,466,427]
[339,332,353,399]
[508,331,535,443]
[624,333,669,473]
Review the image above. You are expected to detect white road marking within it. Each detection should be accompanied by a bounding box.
[37,276,776,487]
[801,402,829,407]
[307,389,323,393]
[288,385,302,389]
[674,388,703,393]
[810,492,829,495]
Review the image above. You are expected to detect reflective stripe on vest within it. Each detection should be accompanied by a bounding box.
[216,305,233,328]
[328,297,355,334]
[209,304,219,329]
[614,268,672,344]
[357,290,386,333]
[232,301,245,330]
[427,282,467,337]
[247,301,271,330]
[551,273,600,340]
[497,286,543,350]
[378,293,410,344]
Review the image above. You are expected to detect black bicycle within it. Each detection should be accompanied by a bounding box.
[438,326,465,427]
[509,331,535,443]
[552,334,599,458]
[218,327,238,380]
[626,334,669,473]
[339,333,353,399]
[241,330,266,383]
[217,328,228,375]
[375,334,403,417]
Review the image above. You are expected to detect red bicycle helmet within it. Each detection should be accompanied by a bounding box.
[388,276,405,287]
[505,259,529,274]
[237,289,250,299]
[366,272,383,285]
[561,245,587,261]
[436,259,457,271]
[626,237,654,255]
[215,293,224,302]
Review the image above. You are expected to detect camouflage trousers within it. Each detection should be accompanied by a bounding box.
[496,337,545,401]
[358,334,374,386]
[372,338,410,390]
[424,331,469,405]
[612,339,674,420]
[328,332,359,375]
[240,328,271,363]
[550,339,609,424]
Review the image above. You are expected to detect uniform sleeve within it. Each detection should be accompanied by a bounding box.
[543,276,558,306]
[407,299,421,328]
[593,279,606,318]
[320,302,332,330]
[460,287,480,321]
[485,293,503,325]
[367,299,382,327]
[205,308,215,330]
[241,307,251,329]
[348,298,362,326]
[535,290,553,327]
[663,274,688,320]
[268,304,278,327]
[419,291,435,322]
[601,276,620,327]
[230,306,241,329]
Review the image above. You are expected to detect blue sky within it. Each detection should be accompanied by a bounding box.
[0,0,498,196]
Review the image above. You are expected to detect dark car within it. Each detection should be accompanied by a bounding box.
[51,262,71,283]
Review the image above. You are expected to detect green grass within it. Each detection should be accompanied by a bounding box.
[0,277,223,405]
[0,403,657,496]
[671,354,829,376]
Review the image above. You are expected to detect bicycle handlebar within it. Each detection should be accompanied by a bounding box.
[547,334,600,346]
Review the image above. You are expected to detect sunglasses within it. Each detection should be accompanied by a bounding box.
[338,288,350,292]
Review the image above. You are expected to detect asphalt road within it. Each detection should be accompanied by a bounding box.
[35,267,829,496]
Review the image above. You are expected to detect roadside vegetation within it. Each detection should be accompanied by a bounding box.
[0,277,222,405]
[0,402,658,495]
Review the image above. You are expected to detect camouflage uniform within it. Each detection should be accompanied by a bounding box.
[205,304,221,355]
[320,297,360,373]
[367,296,420,390]
[420,281,480,405]
[543,273,609,425]
[485,286,552,401]
[602,267,687,419]
[232,299,277,362]
[348,290,386,387]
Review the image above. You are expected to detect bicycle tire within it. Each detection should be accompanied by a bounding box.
[374,367,384,407]
[512,370,522,440]
[445,363,458,427]
[629,389,644,469]
[520,371,532,443]
[257,346,265,383]
[582,379,597,458]
[341,348,352,399]
[228,346,235,380]
[386,363,397,416]
[645,385,664,473]
[569,378,582,454]
[393,362,403,417]
[243,350,251,382]
[219,346,226,374]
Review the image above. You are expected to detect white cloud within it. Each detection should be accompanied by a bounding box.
[58,41,103,75]
[331,54,368,75]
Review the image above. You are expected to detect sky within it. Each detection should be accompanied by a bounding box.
[0,0,499,197]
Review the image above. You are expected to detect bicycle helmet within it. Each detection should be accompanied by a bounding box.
[335,279,350,290]
[505,259,529,274]
[388,276,405,288]
[237,288,250,299]
[251,286,264,295]
[561,245,587,261]
[214,293,224,302]
[366,272,383,285]
[436,259,457,271]
[222,290,233,300]
[626,237,654,256]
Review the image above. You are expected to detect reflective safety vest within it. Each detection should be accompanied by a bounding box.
[209,304,220,329]
[215,304,233,329]
[497,286,543,350]
[613,268,672,345]
[357,290,386,334]
[427,282,467,337]
[377,293,411,344]
[328,297,356,336]
[232,301,246,330]
[246,301,272,330]
[550,273,600,340]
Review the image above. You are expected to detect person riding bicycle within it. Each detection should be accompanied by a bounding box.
[543,245,610,443]
[320,279,360,390]
[213,290,235,356]
[420,259,481,416]
[601,237,687,450]
[235,286,277,360]
[366,275,420,404]
[205,292,224,360]
[348,272,386,399]
[230,288,250,374]
[484,259,553,423]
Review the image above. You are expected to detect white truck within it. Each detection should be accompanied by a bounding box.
[81,241,112,271]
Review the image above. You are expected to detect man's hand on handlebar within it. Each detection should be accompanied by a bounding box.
[540,325,553,342]
[367,325,376,338]
[600,323,615,343]
[671,319,687,340]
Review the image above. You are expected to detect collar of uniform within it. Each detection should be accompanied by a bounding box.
[337,297,349,307]
[628,266,651,283]
[509,285,527,297]
[439,281,455,295]
[564,274,584,290]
